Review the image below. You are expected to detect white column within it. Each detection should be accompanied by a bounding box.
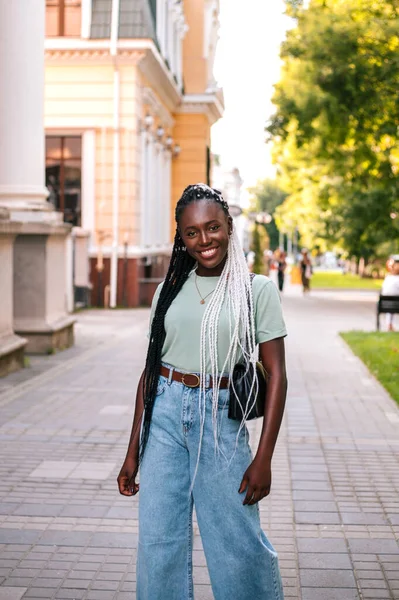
[167,1,174,67]
[147,138,155,246]
[176,32,183,89]
[110,66,120,309]
[82,130,96,238]
[0,0,52,219]
[164,151,172,245]
[155,143,163,246]
[65,234,74,314]
[81,0,93,39]
[140,130,147,247]
[157,0,166,56]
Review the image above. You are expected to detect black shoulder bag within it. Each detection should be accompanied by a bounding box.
[228,273,268,421]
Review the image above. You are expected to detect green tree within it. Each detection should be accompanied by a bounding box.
[251,223,269,274]
[268,0,399,258]
[248,179,288,249]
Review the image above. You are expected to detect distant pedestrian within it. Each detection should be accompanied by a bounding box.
[382,255,399,331]
[276,250,287,292]
[300,248,312,294]
[263,249,270,276]
[117,183,287,600]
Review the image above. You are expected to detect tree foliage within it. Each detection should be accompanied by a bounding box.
[248,179,288,249]
[268,0,399,258]
[251,223,269,274]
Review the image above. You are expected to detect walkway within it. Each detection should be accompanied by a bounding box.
[0,285,398,600]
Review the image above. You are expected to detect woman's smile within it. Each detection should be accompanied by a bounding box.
[197,246,219,259]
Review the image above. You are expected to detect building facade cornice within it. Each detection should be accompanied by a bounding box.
[45,38,182,112]
[178,90,224,125]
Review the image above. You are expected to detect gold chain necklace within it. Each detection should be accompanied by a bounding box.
[194,273,215,305]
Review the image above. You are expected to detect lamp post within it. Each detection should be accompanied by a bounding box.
[122,231,129,307]
[143,113,154,129]
[96,233,105,307]
[255,212,272,225]
[156,125,164,140]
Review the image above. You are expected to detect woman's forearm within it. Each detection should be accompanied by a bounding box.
[256,368,287,461]
[124,369,145,460]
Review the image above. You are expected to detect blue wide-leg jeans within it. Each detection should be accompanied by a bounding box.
[137,367,284,600]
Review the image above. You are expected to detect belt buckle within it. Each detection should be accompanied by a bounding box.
[181,373,200,388]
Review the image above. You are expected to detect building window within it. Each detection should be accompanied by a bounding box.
[46,136,82,226]
[46,0,82,37]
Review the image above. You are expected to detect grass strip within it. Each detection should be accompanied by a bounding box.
[340,331,399,404]
[311,272,383,290]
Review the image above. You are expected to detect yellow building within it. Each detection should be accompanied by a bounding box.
[44,0,223,307]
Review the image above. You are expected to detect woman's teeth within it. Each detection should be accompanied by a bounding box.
[200,248,217,258]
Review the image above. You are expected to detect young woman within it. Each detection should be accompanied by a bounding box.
[117,184,287,600]
[382,255,399,331]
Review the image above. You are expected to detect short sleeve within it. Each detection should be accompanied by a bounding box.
[253,275,287,344]
[147,282,163,339]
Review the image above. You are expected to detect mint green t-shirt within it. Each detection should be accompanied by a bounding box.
[148,271,287,373]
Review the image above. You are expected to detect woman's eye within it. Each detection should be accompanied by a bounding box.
[209,225,220,231]
[187,231,196,238]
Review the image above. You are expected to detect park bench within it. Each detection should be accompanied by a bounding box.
[377,295,399,330]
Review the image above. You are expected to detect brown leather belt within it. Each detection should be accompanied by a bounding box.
[160,365,229,389]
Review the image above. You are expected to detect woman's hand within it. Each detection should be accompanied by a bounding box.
[238,456,272,505]
[117,455,139,496]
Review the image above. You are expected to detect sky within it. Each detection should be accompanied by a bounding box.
[211,0,293,190]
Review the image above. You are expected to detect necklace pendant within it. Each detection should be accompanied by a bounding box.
[200,299,205,305]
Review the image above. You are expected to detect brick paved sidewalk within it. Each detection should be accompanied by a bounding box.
[0,288,398,600]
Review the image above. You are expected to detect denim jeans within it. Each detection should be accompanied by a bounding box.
[137,365,284,600]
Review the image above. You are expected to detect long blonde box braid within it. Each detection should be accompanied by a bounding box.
[191,227,259,486]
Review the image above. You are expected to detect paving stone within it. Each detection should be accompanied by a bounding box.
[55,592,85,600]
[99,405,130,415]
[297,538,348,553]
[90,532,138,549]
[30,577,63,588]
[298,552,352,570]
[37,531,93,547]
[59,506,108,518]
[86,591,116,599]
[29,461,79,479]
[341,512,388,526]
[359,591,391,599]
[60,579,91,589]
[300,568,356,588]
[14,504,63,518]
[358,578,388,589]
[0,589,27,600]
[90,580,119,591]
[0,531,40,545]
[22,588,56,599]
[295,511,341,525]
[347,538,399,554]
[294,501,337,512]
[301,588,360,600]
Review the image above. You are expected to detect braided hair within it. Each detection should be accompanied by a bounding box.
[140,183,231,461]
